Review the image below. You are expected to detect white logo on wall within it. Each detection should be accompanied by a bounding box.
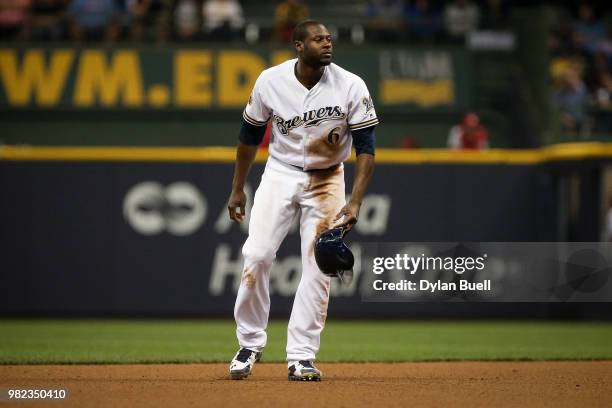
[123,182,207,236]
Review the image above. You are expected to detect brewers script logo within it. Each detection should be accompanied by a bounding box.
[274,106,345,135]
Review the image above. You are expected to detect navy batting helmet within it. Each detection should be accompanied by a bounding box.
[314,227,354,283]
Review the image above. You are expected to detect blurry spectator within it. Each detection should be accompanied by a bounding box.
[404,0,441,43]
[551,59,589,133]
[443,0,479,42]
[156,0,172,42]
[572,2,606,55]
[448,112,489,150]
[0,0,30,39]
[588,52,610,99]
[547,3,612,137]
[126,0,147,39]
[125,0,167,40]
[174,0,198,40]
[400,136,418,149]
[590,52,612,132]
[202,0,243,41]
[596,28,612,59]
[365,0,404,43]
[68,0,119,41]
[480,0,510,30]
[549,23,577,59]
[27,0,67,40]
[274,0,308,42]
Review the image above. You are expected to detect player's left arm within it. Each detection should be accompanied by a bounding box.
[335,78,378,230]
[335,150,375,230]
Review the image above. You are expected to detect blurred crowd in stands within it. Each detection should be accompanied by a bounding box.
[365,0,509,44]
[549,2,612,135]
[0,0,512,43]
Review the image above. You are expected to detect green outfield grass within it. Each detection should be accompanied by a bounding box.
[0,319,611,364]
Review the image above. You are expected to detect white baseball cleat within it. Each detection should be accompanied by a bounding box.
[288,360,322,381]
[229,348,262,380]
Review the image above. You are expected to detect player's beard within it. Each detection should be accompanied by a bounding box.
[302,47,332,68]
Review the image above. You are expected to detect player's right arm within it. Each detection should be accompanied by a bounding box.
[228,143,258,222]
[228,74,271,223]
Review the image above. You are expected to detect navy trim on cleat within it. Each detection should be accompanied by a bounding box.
[229,348,262,380]
[287,360,322,381]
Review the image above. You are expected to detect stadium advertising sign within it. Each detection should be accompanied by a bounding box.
[379,51,455,107]
[2,158,609,316]
[0,47,468,112]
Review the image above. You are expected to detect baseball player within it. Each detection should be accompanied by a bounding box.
[227,20,377,381]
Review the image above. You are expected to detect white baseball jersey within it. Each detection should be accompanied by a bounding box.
[234,58,377,366]
[243,58,378,170]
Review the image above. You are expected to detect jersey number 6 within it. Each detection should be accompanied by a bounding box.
[327,127,342,145]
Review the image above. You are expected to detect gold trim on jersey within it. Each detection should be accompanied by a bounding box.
[349,118,380,131]
[243,111,268,127]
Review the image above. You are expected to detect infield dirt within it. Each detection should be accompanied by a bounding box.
[0,362,610,407]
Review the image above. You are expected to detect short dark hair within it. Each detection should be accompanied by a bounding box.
[292,20,324,43]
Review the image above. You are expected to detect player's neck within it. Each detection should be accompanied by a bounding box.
[295,61,325,90]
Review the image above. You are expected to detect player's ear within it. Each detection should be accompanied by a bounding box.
[294,40,303,53]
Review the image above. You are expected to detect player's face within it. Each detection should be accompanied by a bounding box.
[299,24,333,67]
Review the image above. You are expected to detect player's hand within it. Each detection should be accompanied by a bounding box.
[334,200,360,231]
[228,188,247,223]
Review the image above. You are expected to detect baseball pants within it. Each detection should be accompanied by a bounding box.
[234,156,345,362]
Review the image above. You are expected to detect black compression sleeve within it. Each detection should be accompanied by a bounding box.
[239,119,267,145]
[352,125,376,155]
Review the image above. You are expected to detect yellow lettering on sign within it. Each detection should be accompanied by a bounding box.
[174,51,212,107]
[217,51,265,107]
[73,50,144,107]
[0,49,73,106]
[379,79,454,107]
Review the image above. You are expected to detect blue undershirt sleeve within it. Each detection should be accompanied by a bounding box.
[351,125,376,156]
[239,119,267,145]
